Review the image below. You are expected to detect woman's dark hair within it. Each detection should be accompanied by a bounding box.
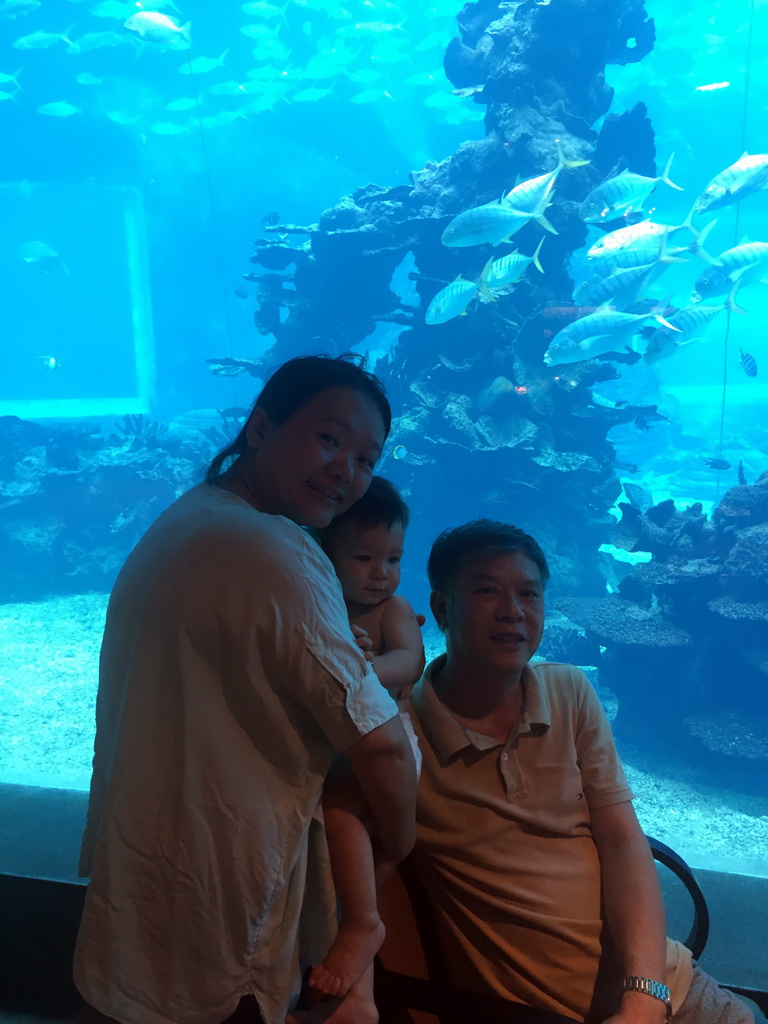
[317,476,409,549]
[205,353,391,483]
[427,519,550,593]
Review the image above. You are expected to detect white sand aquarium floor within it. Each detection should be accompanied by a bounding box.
[2,593,768,877]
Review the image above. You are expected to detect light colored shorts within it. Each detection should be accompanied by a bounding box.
[399,708,422,777]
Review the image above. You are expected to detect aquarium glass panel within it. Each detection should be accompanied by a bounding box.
[0,182,154,419]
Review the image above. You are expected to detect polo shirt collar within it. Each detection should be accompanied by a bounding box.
[412,655,552,759]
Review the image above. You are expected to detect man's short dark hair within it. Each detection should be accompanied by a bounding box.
[318,476,409,548]
[427,519,550,593]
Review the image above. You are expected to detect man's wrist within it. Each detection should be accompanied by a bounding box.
[622,977,672,1019]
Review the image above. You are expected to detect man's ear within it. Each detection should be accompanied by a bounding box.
[430,589,447,632]
[245,407,271,450]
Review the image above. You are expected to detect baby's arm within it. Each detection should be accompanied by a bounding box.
[372,594,425,697]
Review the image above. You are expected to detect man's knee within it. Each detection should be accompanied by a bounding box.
[674,966,764,1024]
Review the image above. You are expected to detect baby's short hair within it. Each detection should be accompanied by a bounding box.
[319,476,409,547]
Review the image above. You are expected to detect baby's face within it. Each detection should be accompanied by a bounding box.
[327,519,404,608]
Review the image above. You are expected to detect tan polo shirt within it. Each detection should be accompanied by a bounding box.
[407,657,692,1022]
[74,484,398,1024]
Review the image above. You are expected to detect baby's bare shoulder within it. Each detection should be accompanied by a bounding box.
[381,593,417,621]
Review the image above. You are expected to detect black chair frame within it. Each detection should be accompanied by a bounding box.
[646,834,709,960]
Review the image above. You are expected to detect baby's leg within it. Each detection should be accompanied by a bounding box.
[310,765,385,998]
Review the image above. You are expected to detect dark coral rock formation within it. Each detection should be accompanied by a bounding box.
[684,712,768,762]
[229,0,659,607]
[555,595,692,648]
[560,473,768,788]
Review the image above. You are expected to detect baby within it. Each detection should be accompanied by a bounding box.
[311,476,424,998]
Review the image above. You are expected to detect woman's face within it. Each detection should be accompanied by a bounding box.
[243,386,386,528]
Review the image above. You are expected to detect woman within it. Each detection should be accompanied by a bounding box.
[74,355,417,1024]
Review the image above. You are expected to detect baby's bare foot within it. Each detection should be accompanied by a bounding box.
[308,916,385,997]
[286,993,377,1024]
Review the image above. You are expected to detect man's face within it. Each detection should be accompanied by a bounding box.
[431,550,545,679]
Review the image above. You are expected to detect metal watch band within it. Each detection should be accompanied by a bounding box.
[623,976,673,1018]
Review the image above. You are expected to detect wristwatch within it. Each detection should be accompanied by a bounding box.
[622,976,673,1018]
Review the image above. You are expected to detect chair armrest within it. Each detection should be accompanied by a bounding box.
[647,834,710,959]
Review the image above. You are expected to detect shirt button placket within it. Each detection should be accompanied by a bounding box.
[500,749,514,793]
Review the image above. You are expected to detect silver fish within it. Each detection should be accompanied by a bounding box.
[67,31,130,52]
[37,99,79,117]
[586,208,714,273]
[692,239,768,301]
[241,1,288,17]
[579,153,683,224]
[19,240,60,263]
[544,304,679,365]
[646,278,745,361]
[441,199,533,248]
[483,237,545,293]
[1,0,41,15]
[644,304,724,362]
[178,50,229,74]
[0,68,23,89]
[425,277,479,325]
[165,96,198,111]
[124,11,191,47]
[443,140,587,247]
[573,261,667,308]
[13,27,72,48]
[150,121,189,135]
[503,139,588,231]
[694,152,768,214]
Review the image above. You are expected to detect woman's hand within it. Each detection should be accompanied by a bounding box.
[350,624,374,662]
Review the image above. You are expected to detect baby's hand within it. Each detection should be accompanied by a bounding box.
[351,624,375,662]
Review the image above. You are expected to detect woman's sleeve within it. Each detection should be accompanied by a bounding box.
[255,528,399,751]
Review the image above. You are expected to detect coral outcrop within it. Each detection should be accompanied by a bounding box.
[227,0,659,602]
[558,473,768,787]
[0,415,210,601]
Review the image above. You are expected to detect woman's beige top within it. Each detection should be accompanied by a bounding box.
[74,484,397,1024]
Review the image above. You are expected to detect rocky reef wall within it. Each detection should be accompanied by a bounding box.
[555,473,768,791]
[0,415,208,602]
[236,0,659,600]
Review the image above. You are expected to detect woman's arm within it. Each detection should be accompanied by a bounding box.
[372,595,425,696]
[591,799,669,1024]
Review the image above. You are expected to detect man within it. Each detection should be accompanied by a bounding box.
[404,519,761,1024]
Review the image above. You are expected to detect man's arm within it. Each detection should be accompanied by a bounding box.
[372,595,426,696]
[343,715,417,865]
[591,799,669,1024]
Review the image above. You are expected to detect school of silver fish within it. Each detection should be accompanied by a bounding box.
[431,143,765,379]
[1,2,762,380]
[1,0,477,132]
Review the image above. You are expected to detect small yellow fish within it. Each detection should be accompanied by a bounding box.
[39,355,60,370]
[392,444,408,460]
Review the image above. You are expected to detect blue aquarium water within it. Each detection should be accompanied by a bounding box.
[1,0,767,877]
